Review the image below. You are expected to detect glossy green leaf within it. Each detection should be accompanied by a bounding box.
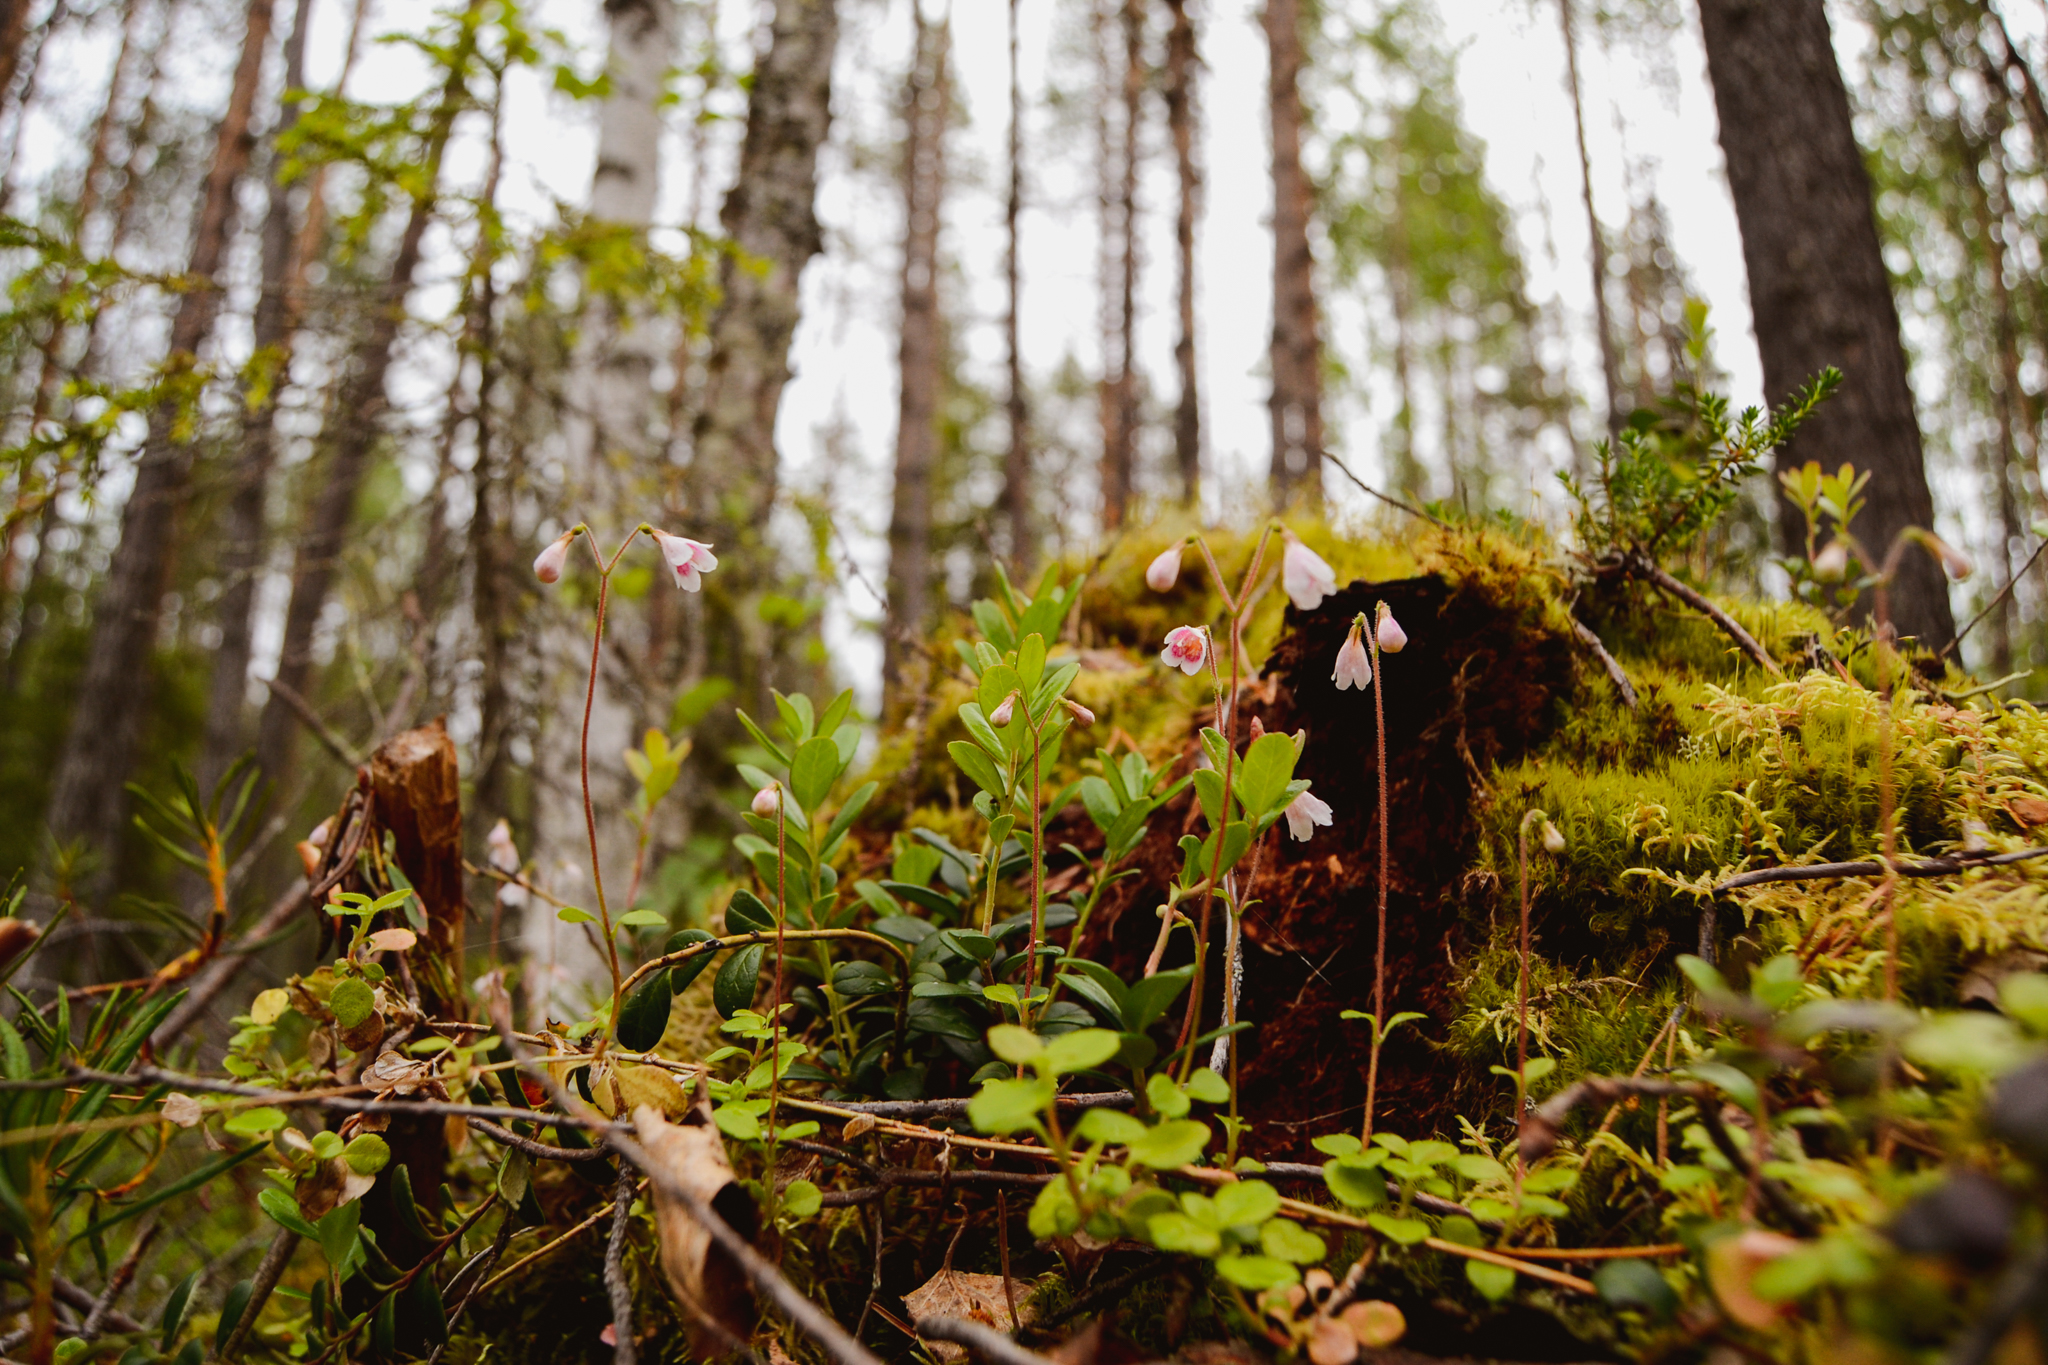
[1126,1118,1210,1169]
[789,736,841,814]
[713,944,765,1019]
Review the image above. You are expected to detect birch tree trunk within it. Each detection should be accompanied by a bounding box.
[529,0,675,1021]
[252,0,485,788]
[45,0,276,867]
[1163,0,1201,505]
[686,0,837,702]
[883,5,947,709]
[1264,0,1321,507]
[1697,0,1956,647]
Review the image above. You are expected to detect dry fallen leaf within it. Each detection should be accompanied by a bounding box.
[365,1050,444,1099]
[634,1086,757,1350]
[1339,1300,1405,1349]
[160,1093,202,1129]
[2010,795,2048,827]
[592,1061,689,1120]
[906,1269,1030,1363]
[1707,1228,1804,1330]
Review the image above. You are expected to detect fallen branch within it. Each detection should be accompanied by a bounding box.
[605,1162,637,1365]
[1715,846,2048,892]
[825,1091,1132,1120]
[483,989,884,1365]
[467,1117,611,1162]
[260,676,363,767]
[916,1316,1056,1365]
[1627,553,1782,677]
[1571,617,1639,709]
[1941,535,2048,661]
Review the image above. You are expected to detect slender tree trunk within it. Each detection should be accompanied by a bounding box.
[1387,118,1421,498]
[253,0,484,787]
[686,0,837,704]
[1558,0,1623,441]
[1163,0,1200,504]
[1092,0,1120,526]
[44,0,276,866]
[198,0,315,793]
[1100,0,1143,529]
[0,0,37,125]
[1264,0,1321,506]
[0,0,72,213]
[1001,0,1032,565]
[883,5,947,708]
[1697,0,1955,646]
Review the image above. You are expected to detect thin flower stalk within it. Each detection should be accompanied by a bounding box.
[1363,610,1390,1140]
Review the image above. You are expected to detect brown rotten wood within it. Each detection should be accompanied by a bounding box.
[1696,0,1955,647]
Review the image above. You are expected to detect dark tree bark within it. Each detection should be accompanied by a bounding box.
[199,0,315,793]
[1558,0,1623,442]
[687,0,838,661]
[0,0,35,125]
[1100,0,1144,530]
[1001,0,1032,566]
[44,0,276,867]
[1697,0,1955,646]
[883,7,947,706]
[1163,0,1201,504]
[253,0,485,787]
[1264,0,1322,506]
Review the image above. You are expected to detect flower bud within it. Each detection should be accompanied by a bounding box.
[1249,715,1266,742]
[1145,542,1185,592]
[1541,820,1566,855]
[1375,602,1408,654]
[1062,698,1095,725]
[751,785,783,818]
[532,530,575,584]
[1811,540,1850,582]
[990,693,1018,727]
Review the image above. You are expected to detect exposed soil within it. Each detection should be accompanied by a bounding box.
[1079,571,1578,1159]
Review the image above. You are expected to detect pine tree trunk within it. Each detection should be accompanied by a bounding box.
[1697,0,1955,647]
[1164,0,1200,505]
[687,0,838,675]
[44,0,276,866]
[1001,0,1032,565]
[883,6,947,706]
[1264,0,1321,506]
[1558,0,1623,442]
[0,0,35,122]
[253,1,484,788]
[198,0,315,794]
[1100,0,1143,530]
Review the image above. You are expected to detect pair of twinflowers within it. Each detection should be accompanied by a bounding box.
[1152,530,1340,678]
[1330,604,1406,691]
[532,524,719,592]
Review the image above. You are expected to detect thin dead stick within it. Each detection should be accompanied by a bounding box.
[1941,535,2048,661]
[79,1221,156,1338]
[1626,553,1782,676]
[1570,616,1638,709]
[1321,449,1450,529]
[478,1184,643,1295]
[150,877,310,1050]
[260,676,364,766]
[604,1162,637,1365]
[916,1316,1056,1365]
[483,988,885,1365]
[219,1228,297,1360]
[1716,846,2048,891]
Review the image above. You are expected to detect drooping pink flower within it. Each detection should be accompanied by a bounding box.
[653,531,719,591]
[1282,532,1337,610]
[1811,540,1850,582]
[533,531,574,584]
[1145,543,1186,592]
[1160,625,1208,676]
[1375,602,1408,654]
[1285,789,1333,842]
[1332,622,1373,691]
[751,785,783,818]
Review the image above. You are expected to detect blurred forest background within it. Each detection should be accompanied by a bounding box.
[0,0,2043,967]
